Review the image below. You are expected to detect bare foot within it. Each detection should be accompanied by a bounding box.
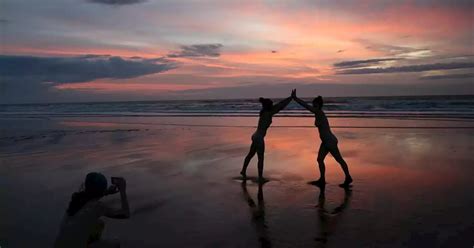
[309,179,326,187]
[339,176,353,188]
[257,177,269,184]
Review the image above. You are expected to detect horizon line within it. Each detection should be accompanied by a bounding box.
[1,94,473,106]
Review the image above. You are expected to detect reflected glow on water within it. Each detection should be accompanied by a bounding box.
[1,117,473,247]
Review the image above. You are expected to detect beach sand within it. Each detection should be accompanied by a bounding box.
[1,116,473,247]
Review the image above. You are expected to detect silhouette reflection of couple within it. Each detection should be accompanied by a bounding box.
[241,181,352,248]
[240,90,353,188]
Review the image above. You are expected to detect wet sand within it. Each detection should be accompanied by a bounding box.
[1,116,473,247]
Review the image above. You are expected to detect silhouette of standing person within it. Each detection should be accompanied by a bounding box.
[292,90,353,187]
[241,181,271,248]
[240,91,293,183]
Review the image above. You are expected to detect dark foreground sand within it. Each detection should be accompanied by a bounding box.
[1,116,473,247]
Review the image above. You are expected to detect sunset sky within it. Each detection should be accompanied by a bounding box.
[1,0,473,103]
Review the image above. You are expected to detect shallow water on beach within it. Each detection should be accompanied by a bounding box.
[1,117,473,247]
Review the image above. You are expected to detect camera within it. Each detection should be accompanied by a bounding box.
[111,177,120,185]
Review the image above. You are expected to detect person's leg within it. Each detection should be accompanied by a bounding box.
[256,140,265,182]
[315,143,329,185]
[328,144,352,186]
[241,142,257,177]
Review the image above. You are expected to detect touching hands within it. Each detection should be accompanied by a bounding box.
[291,89,296,99]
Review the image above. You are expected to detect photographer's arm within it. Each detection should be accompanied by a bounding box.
[104,178,130,219]
[104,185,118,196]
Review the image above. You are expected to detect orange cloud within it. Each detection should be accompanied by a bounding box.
[5,1,472,97]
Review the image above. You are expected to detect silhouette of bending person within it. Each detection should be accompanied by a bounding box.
[241,181,272,248]
[240,91,293,182]
[315,185,352,247]
[292,90,353,187]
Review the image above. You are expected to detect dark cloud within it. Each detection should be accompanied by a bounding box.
[0,55,176,84]
[334,58,399,68]
[167,44,223,58]
[0,54,177,103]
[86,0,146,5]
[419,73,474,80]
[355,39,429,57]
[337,62,474,75]
[77,54,112,59]
[0,19,8,23]
[271,50,277,53]
[145,57,171,63]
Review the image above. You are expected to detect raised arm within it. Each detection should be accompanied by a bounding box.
[292,90,316,113]
[104,177,130,219]
[271,94,292,115]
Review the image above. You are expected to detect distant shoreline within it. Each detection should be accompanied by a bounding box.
[1,95,473,120]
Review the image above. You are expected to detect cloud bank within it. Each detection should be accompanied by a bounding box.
[419,73,474,80]
[336,62,474,75]
[334,58,399,68]
[168,44,223,58]
[0,55,176,84]
[86,0,146,5]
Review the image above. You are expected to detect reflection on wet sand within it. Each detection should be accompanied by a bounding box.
[314,185,352,247]
[241,181,271,248]
[239,180,353,248]
[1,117,473,247]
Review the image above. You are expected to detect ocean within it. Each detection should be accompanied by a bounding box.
[1,95,473,119]
[2,96,474,248]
